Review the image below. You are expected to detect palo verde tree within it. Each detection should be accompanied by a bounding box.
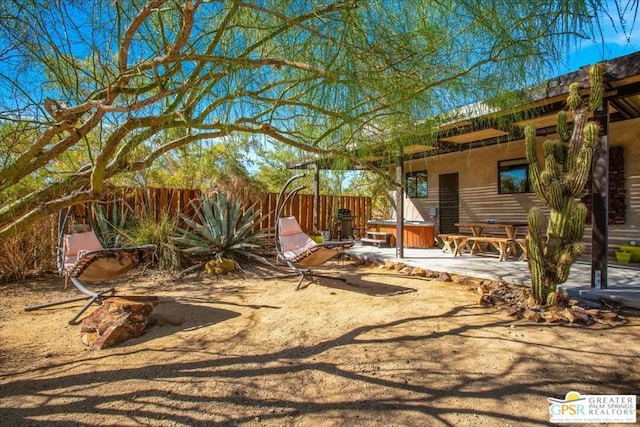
[524,64,603,305]
[0,0,631,240]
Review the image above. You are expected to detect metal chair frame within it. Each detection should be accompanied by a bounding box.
[267,174,352,289]
[25,207,154,324]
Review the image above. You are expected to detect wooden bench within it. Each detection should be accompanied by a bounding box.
[468,236,514,262]
[361,231,393,248]
[470,233,502,252]
[438,234,472,256]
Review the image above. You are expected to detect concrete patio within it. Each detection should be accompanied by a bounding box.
[346,244,640,310]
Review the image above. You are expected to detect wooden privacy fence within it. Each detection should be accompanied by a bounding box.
[4,187,370,280]
[260,193,371,236]
[69,186,203,224]
[70,186,371,235]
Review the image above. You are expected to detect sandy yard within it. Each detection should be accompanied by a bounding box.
[1,260,639,426]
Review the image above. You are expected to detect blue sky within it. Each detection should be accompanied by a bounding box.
[557,1,639,74]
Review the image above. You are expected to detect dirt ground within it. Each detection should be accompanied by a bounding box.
[1,260,639,426]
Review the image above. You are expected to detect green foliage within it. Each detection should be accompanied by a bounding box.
[500,174,527,194]
[92,200,136,248]
[173,193,271,265]
[120,136,264,192]
[0,0,630,241]
[253,140,380,202]
[525,64,604,305]
[91,198,183,270]
[125,213,184,271]
[351,171,395,218]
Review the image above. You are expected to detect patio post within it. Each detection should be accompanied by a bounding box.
[591,99,609,289]
[313,163,320,232]
[396,152,404,258]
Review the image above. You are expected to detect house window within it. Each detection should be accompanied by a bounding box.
[498,158,531,194]
[406,171,428,198]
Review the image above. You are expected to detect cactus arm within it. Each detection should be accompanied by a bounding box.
[557,111,570,141]
[588,63,604,111]
[525,64,604,305]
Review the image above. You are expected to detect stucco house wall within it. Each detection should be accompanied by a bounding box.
[400,116,640,254]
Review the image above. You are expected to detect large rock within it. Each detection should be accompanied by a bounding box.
[399,266,414,275]
[410,267,427,277]
[522,309,544,323]
[438,272,452,282]
[80,296,159,349]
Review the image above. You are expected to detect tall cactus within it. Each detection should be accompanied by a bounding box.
[525,64,603,305]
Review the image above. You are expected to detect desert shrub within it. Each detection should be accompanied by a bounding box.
[0,217,56,282]
[82,198,182,271]
[0,235,36,282]
[125,213,184,271]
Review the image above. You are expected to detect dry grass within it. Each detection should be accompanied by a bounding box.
[0,217,56,283]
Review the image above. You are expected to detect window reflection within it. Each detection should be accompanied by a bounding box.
[406,171,428,198]
[498,159,531,194]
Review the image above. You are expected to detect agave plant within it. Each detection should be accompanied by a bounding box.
[92,199,136,247]
[173,192,271,265]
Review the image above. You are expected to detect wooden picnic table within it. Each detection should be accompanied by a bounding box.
[455,221,528,240]
[452,221,528,261]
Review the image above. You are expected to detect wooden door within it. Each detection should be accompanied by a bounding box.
[439,173,459,234]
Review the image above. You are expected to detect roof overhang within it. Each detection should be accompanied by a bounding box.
[290,50,640,170]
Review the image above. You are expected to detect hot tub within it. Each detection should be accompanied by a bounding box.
[367,220,435,248]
